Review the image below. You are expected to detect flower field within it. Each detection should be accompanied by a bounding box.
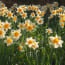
[0,1,65,65]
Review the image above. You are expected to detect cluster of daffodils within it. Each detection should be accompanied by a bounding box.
[47,2,65,29]
[25,37,39,50]
[0,20,11,38]
[49,8,65,28]
[0,20,22,46]
[16,5,45,24]
[59,12,65,28]
[18,19,36,31]
[0,0,64,52]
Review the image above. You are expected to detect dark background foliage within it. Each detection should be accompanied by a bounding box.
[1,0,65,7]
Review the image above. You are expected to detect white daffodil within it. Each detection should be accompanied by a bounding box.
[12,15,17,22]
[1,3,5,8]
[18,45,24,52]
[21,12,27,19]
[4,36,13,46]
[59,13,65,18]
[46,28,53,35]
[0,29,6,39]
[35,15,41,21]
[51,10,57,15]
[37,18,44,25]
[0,12,5,16]
[11,29,22,40]
[18,23,24,30]
[17,7,23,13]
[20,5,27,11]
[0,8,5,12]
[30,12,35,18]
[59,22,64,28]
[13,3,18,8]
[36,10,41,15]
[0,20,3,29]
[6,11,13,18]
[24,19,30,28]
[32,42,39,50]
[27,5,32,10]
[26,24,33,31]
[3,21,11,31]
[53,2,59,7]
[25,37,36,48]
[49,35,63,48]
[25,37,39,50]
